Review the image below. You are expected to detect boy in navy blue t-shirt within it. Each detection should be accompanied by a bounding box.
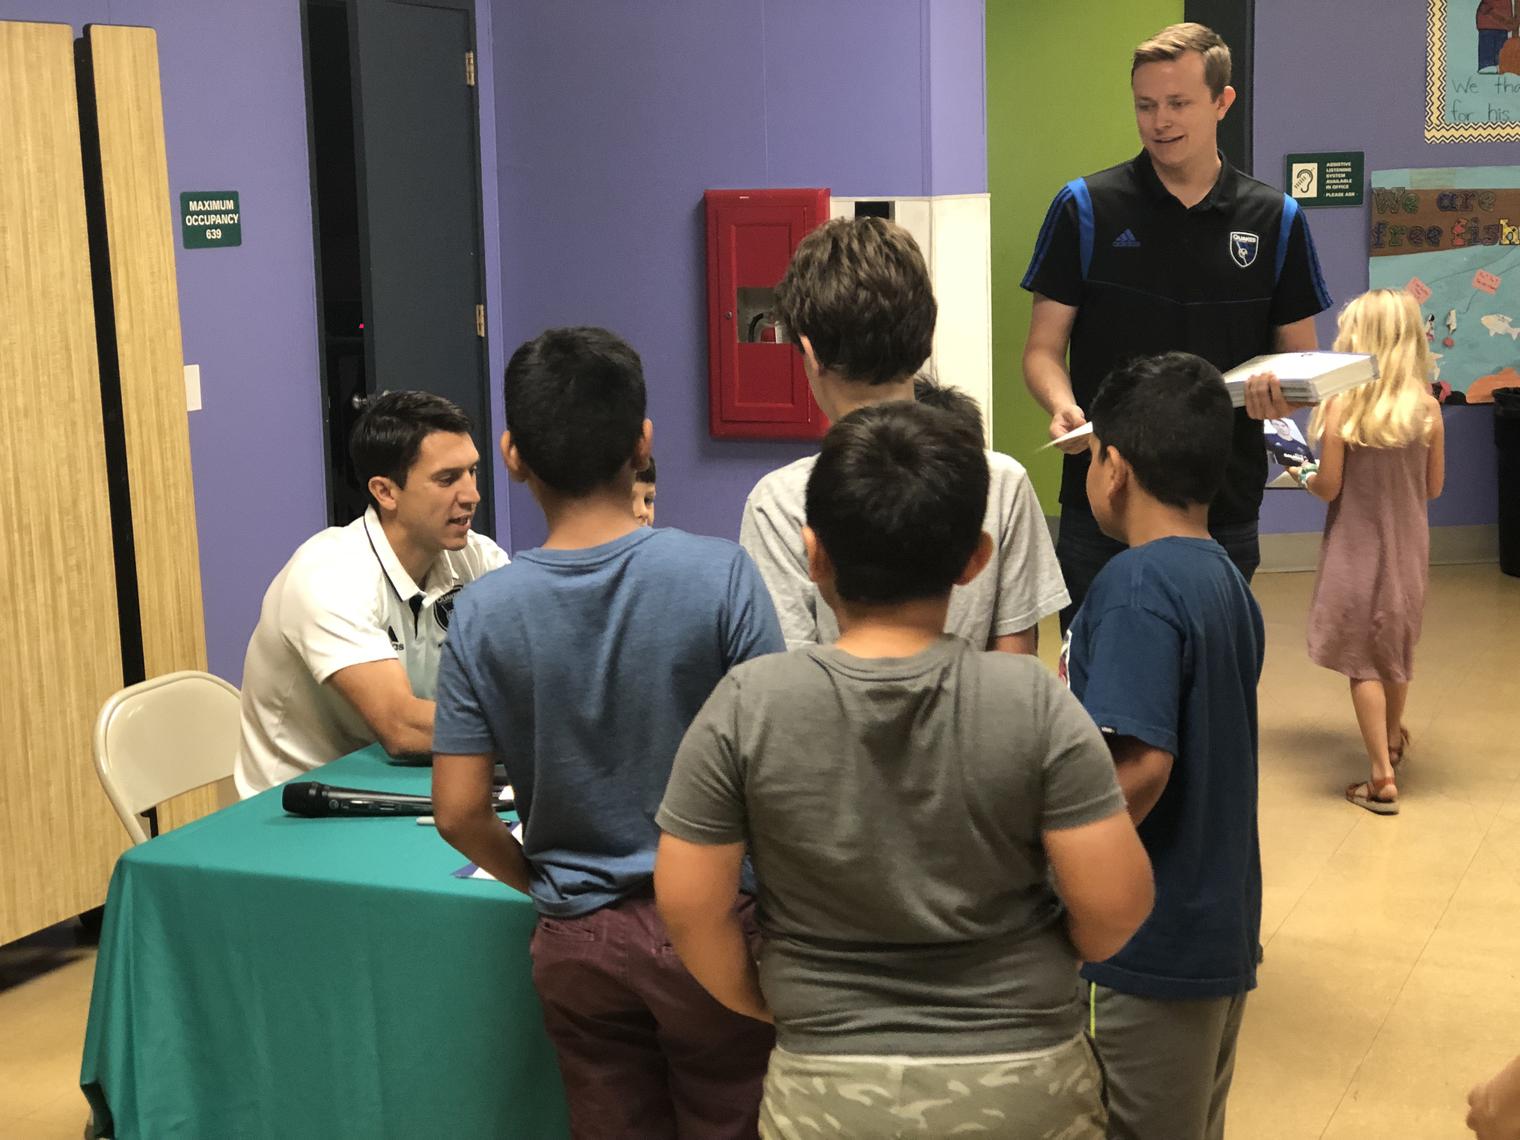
[1063,352,1265,1140]
[431,327,784,1139]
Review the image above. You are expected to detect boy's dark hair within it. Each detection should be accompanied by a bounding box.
[350,390,474,509]
[806,401,988,605]
[913,375,985,439]
[504,327,646,496]
[773,217,936,386]
[635,456,656,484]
[1090,352,1233,509]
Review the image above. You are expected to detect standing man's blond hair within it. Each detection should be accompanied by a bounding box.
[1132,22,1232,98]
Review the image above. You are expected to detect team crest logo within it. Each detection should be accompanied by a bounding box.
[433,586,462,632]
[1229,231,1260,268]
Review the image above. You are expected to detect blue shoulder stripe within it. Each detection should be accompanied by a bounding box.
[1276,193,1333,309]
[1274,194,1299,283]
[1022,184,1074,289]
[1070,178,1095,280]
[1021,178,1096,288]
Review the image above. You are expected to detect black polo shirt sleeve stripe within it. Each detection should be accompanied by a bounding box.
[1271,196,1333,326]
[1272,195,1299,282]
[1021,182,1086,305]
[1070,178,1095,279]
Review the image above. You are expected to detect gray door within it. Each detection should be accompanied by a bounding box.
[319,0,493,533]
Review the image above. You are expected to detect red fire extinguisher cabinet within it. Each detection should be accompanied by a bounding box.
[704,188,831,440]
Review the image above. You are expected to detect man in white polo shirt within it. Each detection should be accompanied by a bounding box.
[234,391,508,797]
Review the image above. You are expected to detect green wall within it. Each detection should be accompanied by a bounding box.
[987,0,1183,513]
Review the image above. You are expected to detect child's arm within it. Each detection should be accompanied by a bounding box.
[1044,814,1154,962]
[431,616,531,893]
[1040,676,1156,961]
[654,834,771,1022]
[991,629,1037,655]
[1295,398,1346,502]
[1106,735,1174,825]
[1467,1053,1520,1140]
[1427,400,1447,500]
[655,675,767,1018]
[433,752,532,895]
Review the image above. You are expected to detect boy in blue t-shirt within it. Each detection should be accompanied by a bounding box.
[1063,351,1266,1140]
[431,327,784,1139]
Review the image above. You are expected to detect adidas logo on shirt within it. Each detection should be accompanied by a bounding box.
[1112,228,1141,248]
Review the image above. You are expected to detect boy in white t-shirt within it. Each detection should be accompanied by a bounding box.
[740,217,1068,653]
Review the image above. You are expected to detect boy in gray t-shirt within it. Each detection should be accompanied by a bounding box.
[657,402,1154,1139]
[740,217,1068,654]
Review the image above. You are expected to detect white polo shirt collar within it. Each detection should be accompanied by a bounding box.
[362,507,464,613]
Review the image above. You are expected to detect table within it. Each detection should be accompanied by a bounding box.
[79,746,570,1138]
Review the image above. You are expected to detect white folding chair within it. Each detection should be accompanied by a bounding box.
[93,670,242,844]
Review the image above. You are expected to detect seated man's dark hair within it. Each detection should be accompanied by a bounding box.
[773,217,936,385]
[806,401,988,605]
[1089,352,1233,509]
[504,327,646,496]
[350,390,474,509]
[913,375,985,439]
[635,456,656,484]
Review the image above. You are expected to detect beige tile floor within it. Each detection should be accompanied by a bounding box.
[2,564,1517,1138]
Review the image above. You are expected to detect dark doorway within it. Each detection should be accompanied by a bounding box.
[302,0,494,535]
[1184,0,1253,172]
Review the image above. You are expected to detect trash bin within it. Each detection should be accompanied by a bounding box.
[1496,388,1520,578]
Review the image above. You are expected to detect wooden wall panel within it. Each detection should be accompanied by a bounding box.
[0,21,130,943]
[85,25,218,832]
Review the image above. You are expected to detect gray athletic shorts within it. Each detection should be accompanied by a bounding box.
[1086,982,1249,1140]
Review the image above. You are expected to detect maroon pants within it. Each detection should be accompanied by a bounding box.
[529,893,773,1140]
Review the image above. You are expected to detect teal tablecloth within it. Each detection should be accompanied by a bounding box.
[79,746,570,1138]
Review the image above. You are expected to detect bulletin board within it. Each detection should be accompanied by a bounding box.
[1426,0,1520,143]
[1369,166,1520,403]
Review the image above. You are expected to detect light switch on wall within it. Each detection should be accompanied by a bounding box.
[184,363,202,412]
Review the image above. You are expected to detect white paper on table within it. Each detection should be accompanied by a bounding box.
[452,821,524,881]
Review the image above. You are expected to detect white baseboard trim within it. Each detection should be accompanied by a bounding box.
[1259,525,1499,572]
[1044,517,1500,573]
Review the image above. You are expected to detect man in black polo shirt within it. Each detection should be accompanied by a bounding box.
[1022,21,1332,629]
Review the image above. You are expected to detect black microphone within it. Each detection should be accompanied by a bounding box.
[281,781,516,818]
[282,782,434,817]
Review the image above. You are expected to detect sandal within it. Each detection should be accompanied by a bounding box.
[1390,727,1411,771]
[1347,776,1400,815]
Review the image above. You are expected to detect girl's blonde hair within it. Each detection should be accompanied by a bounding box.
[1310,288,1432,448]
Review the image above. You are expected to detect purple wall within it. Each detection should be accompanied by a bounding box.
[926,0,988,197]
[492,0,987,551]
[1254,1,1504,536]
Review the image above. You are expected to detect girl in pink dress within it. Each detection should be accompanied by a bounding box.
[1289,290,1446,815]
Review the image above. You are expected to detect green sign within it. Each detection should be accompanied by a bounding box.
[180,191,241,248]
[1284,152,1364,208]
